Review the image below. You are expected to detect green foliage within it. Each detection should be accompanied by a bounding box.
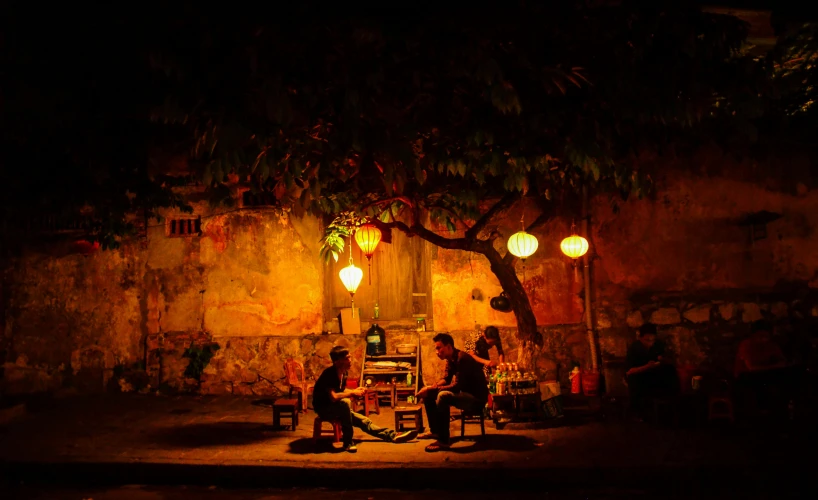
[183,343,221,381]
[4,3,816,255]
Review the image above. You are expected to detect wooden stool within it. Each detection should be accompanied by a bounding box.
[394,405,424,432]
[653,397,680,427]
[353,389,380,416]
[708,396,735,423]
[392,386,416,407]
[273,398,299,430]
[312,417,343,443]
[460,410,486,438]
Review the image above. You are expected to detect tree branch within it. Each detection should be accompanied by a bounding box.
[381,220,473,251]
[465,191,520,240]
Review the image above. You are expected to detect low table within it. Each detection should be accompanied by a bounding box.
[273,398,299,430]
[394,405,424,432]
[489,393,541,423]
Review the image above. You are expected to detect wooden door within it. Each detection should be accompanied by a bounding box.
[323,229,432,322]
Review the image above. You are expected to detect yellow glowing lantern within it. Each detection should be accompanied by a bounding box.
[507,230,539,260]
[507,215,539,261]
[560,230,589,260]
[355,223,381,284]
[507,216,539,283]
[339,263,363,295]
[339,234,364,317]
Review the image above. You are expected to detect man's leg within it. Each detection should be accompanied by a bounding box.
[349,410,398,442]
[449,391,482,414]
[422,388,442,437]
[627,373,647,418]
[317,399,355,445]
[432,390,456,444]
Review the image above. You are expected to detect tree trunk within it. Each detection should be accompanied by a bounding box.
[483,246,540,371]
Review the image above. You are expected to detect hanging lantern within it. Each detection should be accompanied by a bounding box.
[339,234,363,317]
[339,264,363,295]
[507,216,539,283]
[507,230,539,260]
[507,214,539,261]
[560,224,589,260]
[355,223,381,285]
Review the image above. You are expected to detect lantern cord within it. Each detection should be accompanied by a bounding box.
[348,233,355,317]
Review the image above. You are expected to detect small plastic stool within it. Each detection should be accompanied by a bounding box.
[312,417,343,443]
[460,410,486,437]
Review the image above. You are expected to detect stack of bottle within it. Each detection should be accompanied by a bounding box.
[490,363,538,395]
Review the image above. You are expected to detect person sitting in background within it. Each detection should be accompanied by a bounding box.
[313,346,418,453]
[465,325,505,378]
[735,320,787,376]
[415,333,489,452]
[625,323,678,419]
[734,320,797,417]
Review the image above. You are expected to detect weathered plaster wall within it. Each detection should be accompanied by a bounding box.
[4,167,818,396]
[1,209,324,395]
[431,169,818,377]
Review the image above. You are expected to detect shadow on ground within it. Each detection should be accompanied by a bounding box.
[450,434,542,452]
[152,422,280,448]
[287,437,345,455]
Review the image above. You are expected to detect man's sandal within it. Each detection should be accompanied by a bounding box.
[424,441,451,452]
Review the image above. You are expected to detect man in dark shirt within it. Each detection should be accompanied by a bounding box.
[625,323,678,419]
[416,333,489,452]
[313,346,417,452]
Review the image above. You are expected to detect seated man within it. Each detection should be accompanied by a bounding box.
[416,333,489,452]
[625,323,678,419]
[465,325,505,379]
[313,346,417,453]
[734,320,797,415]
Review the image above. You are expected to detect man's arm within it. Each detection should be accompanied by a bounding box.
[329,387,364,402]
[626,361,660,376]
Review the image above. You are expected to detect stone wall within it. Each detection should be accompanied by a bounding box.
[3,164,818,396]
[1,208,325,395]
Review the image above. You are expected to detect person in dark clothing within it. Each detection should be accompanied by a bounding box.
[734,320,799,419]
[415,333,489,452]
[465,325,505,379]
[313,346,417,453]
[625,323,678,419]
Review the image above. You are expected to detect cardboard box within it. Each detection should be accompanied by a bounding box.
[339,308,362,335]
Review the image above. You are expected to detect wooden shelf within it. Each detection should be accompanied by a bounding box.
[366,354,417,359]
[362,370,413,375]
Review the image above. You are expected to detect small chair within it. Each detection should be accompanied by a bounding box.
[285,359,315,413]
[652,397,680,427]
[352,388,380,416]
[273,398,299,430]
[394,405,424,432]
[708,379,735,423]
[312,417,343,443]
[459,409,486,438]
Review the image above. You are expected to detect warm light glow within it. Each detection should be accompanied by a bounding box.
[560,234,589,259]
[507,231,539,260]
[339,263,363,294]
[354,224,381,259]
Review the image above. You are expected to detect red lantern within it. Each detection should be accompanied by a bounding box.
[354,224,381,284]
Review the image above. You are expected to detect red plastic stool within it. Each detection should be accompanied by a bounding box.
[312,417,343,443]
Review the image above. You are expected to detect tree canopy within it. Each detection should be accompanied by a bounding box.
[2,4,817,337]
